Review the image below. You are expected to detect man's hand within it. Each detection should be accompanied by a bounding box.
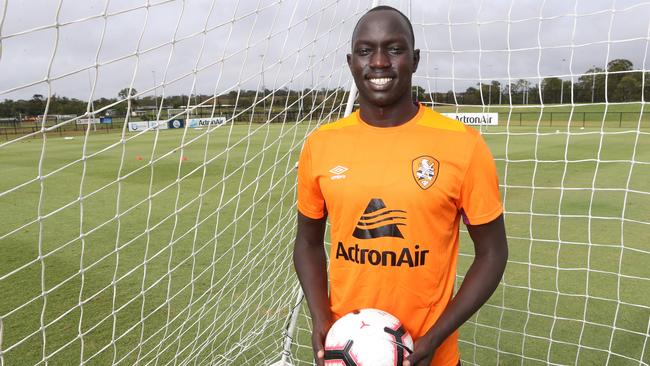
[403,333,436,366]
[311,319,332,366]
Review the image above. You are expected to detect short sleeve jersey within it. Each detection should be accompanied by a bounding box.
[297,104,502,366]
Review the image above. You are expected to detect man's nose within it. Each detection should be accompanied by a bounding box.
[369,49,390,68]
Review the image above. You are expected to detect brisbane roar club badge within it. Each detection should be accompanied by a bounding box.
[412,156,440,190]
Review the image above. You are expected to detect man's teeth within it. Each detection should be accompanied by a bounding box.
[369,78,392,85]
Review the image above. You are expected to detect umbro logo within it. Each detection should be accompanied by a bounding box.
[329,165,348,180]
[352,198,406,239]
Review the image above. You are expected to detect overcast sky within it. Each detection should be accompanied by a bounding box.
[1,0,649,101]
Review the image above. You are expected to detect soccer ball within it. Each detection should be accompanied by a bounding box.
[324,308,413,366]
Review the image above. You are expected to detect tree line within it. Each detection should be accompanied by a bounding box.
[0,87,351,120]
[1,58,647,119]
[419,59,649,106]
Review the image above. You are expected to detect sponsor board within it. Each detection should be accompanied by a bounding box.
[187,117,226,128]
[128,118,222,131]
[76,118,101,125]
[442,113,498,125]
[128,121,170,132]
[128,122,148,132]
[167,119,185,129]
[100,117,113,124]
[148,120,169,130]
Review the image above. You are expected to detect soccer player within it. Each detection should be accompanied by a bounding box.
[293,5,508,366]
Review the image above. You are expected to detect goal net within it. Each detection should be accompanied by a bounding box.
[0,1,648,366]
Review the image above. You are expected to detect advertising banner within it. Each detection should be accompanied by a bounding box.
[128,121,148,132]
[76,118,101,125]
[148,120,169,130]
[167,119,185,129]
[100,117,113,124]
[442,113,499,126]
[129,120,186,131]
[187,117,227,128]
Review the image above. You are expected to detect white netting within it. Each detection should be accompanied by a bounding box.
[0,0,362,365]
[288,1,650,365]
[1,1,649,366]
[407,1,650,365]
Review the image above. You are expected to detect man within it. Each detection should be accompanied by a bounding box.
[293,6,508,366]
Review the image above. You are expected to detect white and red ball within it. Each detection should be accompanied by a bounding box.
[324,308,413,366]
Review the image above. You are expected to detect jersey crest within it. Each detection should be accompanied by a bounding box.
[412,156,439,190]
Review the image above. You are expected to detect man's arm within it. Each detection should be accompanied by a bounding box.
[405,214,508,366]
[293,211,331,366]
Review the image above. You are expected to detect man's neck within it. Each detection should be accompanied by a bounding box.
[358,97,420,128]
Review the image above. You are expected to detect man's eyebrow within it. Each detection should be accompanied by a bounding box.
[352,37,410,46]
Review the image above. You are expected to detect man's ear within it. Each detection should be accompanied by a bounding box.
[346,53,352,68]
[413,49,420,73]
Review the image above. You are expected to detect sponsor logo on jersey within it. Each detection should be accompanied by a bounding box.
[335,242,429,268]
[336,198,430,268]
[412,155,439,190]
[352,198,405,239]
[329,165,348,180]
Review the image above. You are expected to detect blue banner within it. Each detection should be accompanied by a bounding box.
[168,119,185,129]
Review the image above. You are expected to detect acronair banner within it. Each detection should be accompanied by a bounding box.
[442,113,499,126]
[187,117,227,128]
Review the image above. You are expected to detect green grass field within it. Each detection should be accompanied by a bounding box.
[458,124,650,365]
[0,122,311,365]
[1,115,649,365]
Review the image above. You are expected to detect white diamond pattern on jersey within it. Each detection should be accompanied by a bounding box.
[329,165,349,175]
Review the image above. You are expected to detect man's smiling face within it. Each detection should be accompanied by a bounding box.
[347,9,420,108]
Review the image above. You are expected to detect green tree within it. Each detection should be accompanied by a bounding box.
[541,77,562,104]
[117,88,138,115]
[0,99,16,117]
[28,94,46,115]
[606,59,634,101]
[614,73,642,102]
[576,67,605,103]
[512,79,532,104]
[118,87,137,99]
[463,86,481,105]
[527,84,541,105]
[411,85,426,102]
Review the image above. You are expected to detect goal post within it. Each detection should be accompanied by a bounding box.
[0,1,649,366]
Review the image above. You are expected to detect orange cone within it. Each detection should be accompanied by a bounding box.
[135,155,143,161]
[182,156,188,161]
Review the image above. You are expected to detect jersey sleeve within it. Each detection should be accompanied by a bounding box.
[296,136,326,219]
[457,133,503,225]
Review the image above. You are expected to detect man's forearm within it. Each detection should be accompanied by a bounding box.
[293,213,331,325]
[423,243,507,348]
[293,239,331,324]
[423,216,508,349]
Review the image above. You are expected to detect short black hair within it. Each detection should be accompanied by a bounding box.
[352,5,415,48]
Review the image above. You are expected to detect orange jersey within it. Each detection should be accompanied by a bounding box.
[297,104,503,365]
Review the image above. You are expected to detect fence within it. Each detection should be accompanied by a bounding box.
[2,110,649,140]
[508,111,650,128]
